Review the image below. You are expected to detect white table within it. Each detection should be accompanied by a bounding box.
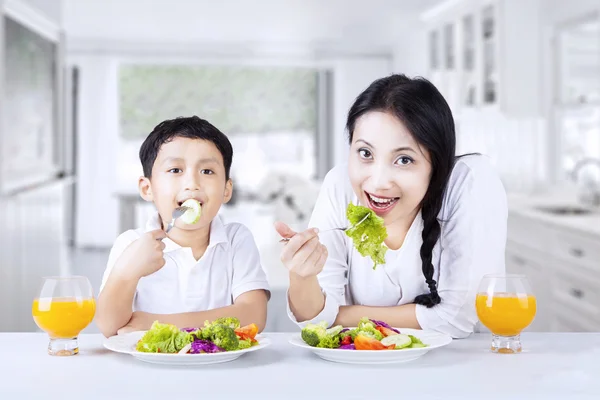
[2,332,599,399]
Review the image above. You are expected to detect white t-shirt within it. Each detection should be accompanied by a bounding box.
[287,155,507,338]
[100,214,270,314]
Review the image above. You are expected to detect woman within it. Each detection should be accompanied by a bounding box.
[274,74,507,338]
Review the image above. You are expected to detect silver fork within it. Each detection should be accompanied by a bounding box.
[165,206,191,234]
[279,213,370,243]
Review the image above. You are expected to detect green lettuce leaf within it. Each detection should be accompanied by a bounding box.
[345,203,388,270]
[135,321,193,353]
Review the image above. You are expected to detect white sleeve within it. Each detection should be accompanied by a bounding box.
[415,158,508,338]
[286,166,351,328]
[98,230,140,295]
[231,224,271,301]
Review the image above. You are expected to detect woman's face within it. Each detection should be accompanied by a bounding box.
[348,111,432,229]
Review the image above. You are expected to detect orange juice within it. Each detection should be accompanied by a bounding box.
[476,293,536,336]
[32,297,96,338]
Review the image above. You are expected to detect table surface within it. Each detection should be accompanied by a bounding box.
[2,332,599,399]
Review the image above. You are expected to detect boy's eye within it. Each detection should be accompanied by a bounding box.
[396,156,414,166]
[358,148,372,159]
[201,169,214,175]
[168,168,182,173]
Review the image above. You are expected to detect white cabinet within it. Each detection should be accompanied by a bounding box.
[506,211,600,332]
[421,0,542,118]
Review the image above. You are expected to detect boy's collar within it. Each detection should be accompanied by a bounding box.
[144,213,228,251]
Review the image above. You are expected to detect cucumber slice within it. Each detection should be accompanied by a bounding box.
[180,199,202,224]
[380,333,412,349]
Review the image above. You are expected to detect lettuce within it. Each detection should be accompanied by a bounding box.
[136,321,193,353]
[345,203,388,270]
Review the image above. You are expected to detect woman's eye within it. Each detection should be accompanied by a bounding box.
[358,148,372,159]
[201,169,214,175]
[396,156,413,166]
[168,168,182,173]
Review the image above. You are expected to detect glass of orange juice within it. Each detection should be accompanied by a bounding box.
[476,274,536,354]
[32,276,96,356]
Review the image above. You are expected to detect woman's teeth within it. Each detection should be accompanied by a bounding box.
[371,195,394,204]
[366,193,399,210]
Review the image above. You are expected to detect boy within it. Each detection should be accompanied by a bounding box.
[96,116,270,337]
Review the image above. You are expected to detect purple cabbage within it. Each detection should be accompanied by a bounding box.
[369,319,400,334]
[339,344,356,350]
[340,328,349,333]
[181,327,199,333]
[190,339,224,354]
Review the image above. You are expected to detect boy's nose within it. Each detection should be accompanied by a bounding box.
[183,172,201,191]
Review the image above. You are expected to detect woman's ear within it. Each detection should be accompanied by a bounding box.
[223,179,233,203]
[138,176,153,201]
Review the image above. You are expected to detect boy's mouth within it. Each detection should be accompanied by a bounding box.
[365,191,399,215]
[177,199,204,207]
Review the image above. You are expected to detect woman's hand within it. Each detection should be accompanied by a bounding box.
[274,222,328,278]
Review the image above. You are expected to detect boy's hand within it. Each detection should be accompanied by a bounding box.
[275,221,328,278]
[113,229,167,281]
[117,311,154,335]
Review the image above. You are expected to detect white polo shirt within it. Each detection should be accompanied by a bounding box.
[287,155,507,338]
[100,213,270,314]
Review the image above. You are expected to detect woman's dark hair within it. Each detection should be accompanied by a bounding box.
[346,74,457,308]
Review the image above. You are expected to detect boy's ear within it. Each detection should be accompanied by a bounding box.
[138,176,153,201]
[223,179,233,204]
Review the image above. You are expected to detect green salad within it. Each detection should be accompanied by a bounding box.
[345,203,388,270]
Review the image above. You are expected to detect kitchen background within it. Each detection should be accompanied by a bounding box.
[0,0,598,333]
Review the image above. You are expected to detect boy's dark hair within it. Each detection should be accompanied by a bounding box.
[139,116,233,180]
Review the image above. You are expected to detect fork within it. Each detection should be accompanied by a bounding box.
[279,213,370,243]
[165,206,191,234]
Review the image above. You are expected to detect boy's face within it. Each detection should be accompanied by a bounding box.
[138,137,232,232]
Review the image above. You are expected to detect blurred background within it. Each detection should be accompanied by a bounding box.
[0,0,599,333]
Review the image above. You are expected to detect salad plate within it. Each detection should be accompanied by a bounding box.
[105,331,271,365]
[289,319,452,364]
[104,319,271,365]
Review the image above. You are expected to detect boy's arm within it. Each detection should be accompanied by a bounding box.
[96,272,139,337]
[96,230,166,337]
[117,289,269,334]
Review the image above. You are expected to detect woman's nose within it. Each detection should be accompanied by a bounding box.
[369,165,394,190]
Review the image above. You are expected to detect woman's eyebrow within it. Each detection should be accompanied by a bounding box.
[392,146,417,154]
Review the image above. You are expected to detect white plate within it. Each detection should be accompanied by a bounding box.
[289,328,452,364]
[104,331,271,365]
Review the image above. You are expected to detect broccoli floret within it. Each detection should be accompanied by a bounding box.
[350,318,383,340]
[301,322,345,348]
[209,324,239,351]
[357,317,374,330]
[212,317,240,329]
[301,321,327,347]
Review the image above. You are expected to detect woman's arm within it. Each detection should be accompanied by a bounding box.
[334,304,420,329]
[280,166,353,327]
